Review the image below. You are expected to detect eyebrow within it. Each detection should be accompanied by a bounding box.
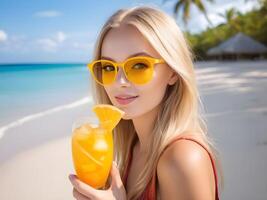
[100,52,153,61]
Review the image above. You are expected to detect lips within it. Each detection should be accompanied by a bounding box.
[115,95,138,99]
[115,94,139,105]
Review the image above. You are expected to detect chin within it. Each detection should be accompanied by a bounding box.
[122,110,146,120]
[122,114,133,120]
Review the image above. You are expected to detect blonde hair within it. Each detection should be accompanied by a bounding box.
[90,5,223,200]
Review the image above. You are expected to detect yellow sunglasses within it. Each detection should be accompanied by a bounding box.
[87,56,165,86]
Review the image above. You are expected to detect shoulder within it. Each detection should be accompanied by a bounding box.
[156,136,216,200]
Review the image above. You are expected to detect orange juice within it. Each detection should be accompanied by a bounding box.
[72,123,113,189]
[71,104,124,189]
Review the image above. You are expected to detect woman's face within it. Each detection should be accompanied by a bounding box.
[101,25,178,120]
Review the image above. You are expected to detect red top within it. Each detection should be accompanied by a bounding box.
[123,136,220,200]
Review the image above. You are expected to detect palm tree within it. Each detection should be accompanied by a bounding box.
[218,8,241,31]
[163,0,214,26]
[218,8,236,23]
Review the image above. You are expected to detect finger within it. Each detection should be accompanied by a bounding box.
[110,162,124,189]
[73,188,91,200]
[69,174,96,198]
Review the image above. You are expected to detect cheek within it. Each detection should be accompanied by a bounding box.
[103,87,115,104]
[122,71,169,119]
[135,79,167,111]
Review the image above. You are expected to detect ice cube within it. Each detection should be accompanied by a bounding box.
[94,140,108,151]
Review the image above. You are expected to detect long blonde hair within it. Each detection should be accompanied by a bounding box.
[90,5,222,200]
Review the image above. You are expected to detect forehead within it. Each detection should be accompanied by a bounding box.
[101,24,160,62]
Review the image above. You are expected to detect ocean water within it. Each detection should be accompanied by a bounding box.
[0,64,92,127]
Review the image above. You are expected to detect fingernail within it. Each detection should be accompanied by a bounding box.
[69,174,74,181]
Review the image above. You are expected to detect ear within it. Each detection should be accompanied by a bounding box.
[168,70,179,86]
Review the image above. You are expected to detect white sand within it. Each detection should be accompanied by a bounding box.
[0,137,73,200]
[0,61,266,200]
[196,61,267,200]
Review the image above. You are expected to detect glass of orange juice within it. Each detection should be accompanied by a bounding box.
[71,104,124,189]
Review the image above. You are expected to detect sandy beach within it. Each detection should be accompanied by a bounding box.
[0,61,266,200]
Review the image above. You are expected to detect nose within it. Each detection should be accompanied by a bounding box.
[115,67,130,86]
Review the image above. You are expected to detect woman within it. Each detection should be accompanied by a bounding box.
[69,5,222,200]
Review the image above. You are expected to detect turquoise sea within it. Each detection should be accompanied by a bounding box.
[0,64,91,126]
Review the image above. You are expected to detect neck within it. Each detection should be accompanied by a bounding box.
[132,104,160,154]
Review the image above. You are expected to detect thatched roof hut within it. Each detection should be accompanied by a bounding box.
[207,32,267,59]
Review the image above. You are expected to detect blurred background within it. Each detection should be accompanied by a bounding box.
[0,0,266,199]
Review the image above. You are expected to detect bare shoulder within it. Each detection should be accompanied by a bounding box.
[157,135,216,200]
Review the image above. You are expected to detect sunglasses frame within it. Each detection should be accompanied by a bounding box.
[87,56,165,86]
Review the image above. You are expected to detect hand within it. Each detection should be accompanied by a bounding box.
[69,162,127,200]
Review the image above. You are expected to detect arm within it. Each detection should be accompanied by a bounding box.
[157,139,216,200]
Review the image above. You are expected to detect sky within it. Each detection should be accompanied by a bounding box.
[0,0,258,63]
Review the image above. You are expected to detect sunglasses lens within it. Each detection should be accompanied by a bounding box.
[125,58,153,84]
[92,61,116,85]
